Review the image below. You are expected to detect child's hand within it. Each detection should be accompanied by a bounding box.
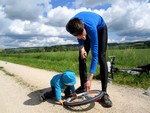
[56,100,66,105]
[72,92,77,97]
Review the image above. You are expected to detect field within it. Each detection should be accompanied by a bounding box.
[0,48,150,89]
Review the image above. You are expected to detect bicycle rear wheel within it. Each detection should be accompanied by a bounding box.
[64,90,103,106]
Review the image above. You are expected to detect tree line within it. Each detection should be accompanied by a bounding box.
[1,40,150,53]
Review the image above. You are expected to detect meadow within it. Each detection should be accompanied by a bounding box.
[0,48,150,89]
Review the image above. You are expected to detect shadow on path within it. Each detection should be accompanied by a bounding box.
[63,102,95,112]
[24,87,96,112]
[23,87,56,105]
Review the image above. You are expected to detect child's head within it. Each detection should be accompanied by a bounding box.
[66,18,84,36]
[62,70,76,86]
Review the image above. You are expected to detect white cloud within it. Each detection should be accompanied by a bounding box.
[0,6,6,18]
[45,6,91,27]
[0,0,150,48]
[73,0,110,8]
[0,0,52,20]
[17,36,77,48]
[102,0,150,41]
[9,20,28,34]
[46,6,73,27]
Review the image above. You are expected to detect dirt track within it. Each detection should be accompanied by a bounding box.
[0,60,150,113]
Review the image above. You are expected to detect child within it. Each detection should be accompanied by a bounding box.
[40,70,77,105]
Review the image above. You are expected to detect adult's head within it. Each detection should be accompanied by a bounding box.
[66,18,84,36]
[66,18,87,40]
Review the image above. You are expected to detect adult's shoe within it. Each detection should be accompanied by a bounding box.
[75,86,85,94]
[99,92,112,108]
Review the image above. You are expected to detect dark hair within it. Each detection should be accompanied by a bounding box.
[66,18,84,36]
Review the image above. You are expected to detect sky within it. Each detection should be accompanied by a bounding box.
[0,0,150,48]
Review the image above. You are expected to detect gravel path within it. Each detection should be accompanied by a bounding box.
[0,61,150,113]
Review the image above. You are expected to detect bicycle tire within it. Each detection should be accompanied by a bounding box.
[64,90,104,106]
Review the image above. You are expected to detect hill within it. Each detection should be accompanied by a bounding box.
[1,40,150,53]
[108,40,150,49]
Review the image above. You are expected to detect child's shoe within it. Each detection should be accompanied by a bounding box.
[40,95,46,102]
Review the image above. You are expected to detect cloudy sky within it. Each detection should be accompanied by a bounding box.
[0,0,150,48]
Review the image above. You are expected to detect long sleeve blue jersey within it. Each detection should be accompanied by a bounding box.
[73,11,105,74]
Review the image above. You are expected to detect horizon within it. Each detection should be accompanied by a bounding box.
[1,40,149,49]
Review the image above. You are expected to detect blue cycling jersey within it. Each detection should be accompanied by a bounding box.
[73,11,105,74]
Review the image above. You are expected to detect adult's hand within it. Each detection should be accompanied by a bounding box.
[84,74,94,91]
[80,46,87,59]
[84,80,92,91]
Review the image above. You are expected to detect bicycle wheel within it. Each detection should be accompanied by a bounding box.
[64,90,104,106]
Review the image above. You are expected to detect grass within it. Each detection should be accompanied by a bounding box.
[113,72,150,89]
[0,48,150,89]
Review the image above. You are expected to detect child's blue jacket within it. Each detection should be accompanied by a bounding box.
[50,74,75,100]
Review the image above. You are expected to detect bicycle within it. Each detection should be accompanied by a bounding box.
[107,56,150,80]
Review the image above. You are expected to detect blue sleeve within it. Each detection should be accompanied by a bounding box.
[77,39,84,45]
[70,86,75,93]
[88,28,98,74]
[54,82,62,100]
